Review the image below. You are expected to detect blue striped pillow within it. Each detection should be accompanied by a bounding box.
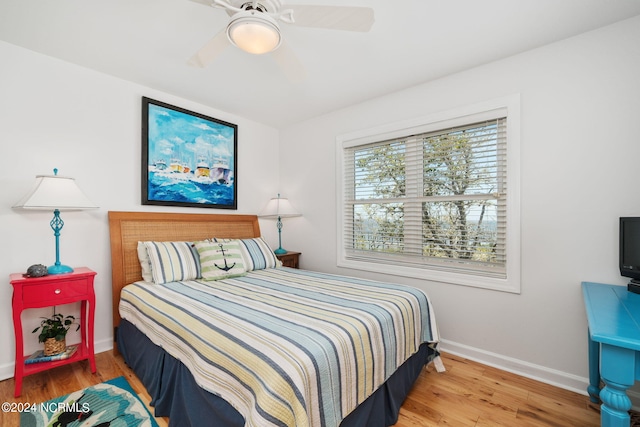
[237,237,280,270]
[211,237,279,271]
[143,241,201,284]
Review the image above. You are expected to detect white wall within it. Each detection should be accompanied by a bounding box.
[0,40,281,379]
[2,13,640,400]
[279,15,640,395]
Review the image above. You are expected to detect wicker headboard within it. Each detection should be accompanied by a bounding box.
[108,211,261,350]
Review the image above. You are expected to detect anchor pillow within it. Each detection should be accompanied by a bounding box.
[194,240,247,281]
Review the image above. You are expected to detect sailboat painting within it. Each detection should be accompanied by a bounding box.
[141,97,238,209]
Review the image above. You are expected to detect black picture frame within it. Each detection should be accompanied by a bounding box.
[141,97,238,209]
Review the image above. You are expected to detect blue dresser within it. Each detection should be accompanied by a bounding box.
[582,282,640,427]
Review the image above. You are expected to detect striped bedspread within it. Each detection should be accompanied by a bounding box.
[119,268,439,427]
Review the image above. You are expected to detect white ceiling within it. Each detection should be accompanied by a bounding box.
[2,0,640,129]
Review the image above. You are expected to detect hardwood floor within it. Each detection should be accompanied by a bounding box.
[396,353,599,426]
[0,351,599,427]
[0,350,170,427]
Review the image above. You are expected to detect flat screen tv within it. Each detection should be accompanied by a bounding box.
[620,217,640,284]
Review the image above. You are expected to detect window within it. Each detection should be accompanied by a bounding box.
[337,96,520,293]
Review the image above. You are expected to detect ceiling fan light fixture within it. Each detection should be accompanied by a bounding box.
[227,10,281,55]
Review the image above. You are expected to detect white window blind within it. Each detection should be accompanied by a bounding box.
[343,118,508,279]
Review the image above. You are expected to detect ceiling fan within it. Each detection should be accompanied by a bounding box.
[187,0,375,80]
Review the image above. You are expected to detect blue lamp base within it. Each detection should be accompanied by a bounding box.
[48,264,73,275]
[48,209,73,275]
[274,216,288,255]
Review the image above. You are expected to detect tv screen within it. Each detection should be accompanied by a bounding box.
[620,217,640,282]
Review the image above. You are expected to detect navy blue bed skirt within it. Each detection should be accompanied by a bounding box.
[118,319,434,427]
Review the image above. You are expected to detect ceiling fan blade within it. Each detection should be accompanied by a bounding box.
[283,5,374,32]
[188,0,215,7]
[187,29,229,68]
[272,40,306,82]
[189,0,233,12]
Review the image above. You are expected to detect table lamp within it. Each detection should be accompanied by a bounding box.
[13,168,98,274]
[259,194,300,254]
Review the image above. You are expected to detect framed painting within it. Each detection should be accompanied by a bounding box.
[141,97,238,209]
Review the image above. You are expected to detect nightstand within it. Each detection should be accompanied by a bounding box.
[10,267,97,397]
[276,251,301,269]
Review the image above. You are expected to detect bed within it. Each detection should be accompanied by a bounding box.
[109,211,440,427]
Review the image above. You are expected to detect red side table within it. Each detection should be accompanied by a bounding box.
[10,267,97,397]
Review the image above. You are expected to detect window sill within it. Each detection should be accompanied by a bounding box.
[337,257,521,294]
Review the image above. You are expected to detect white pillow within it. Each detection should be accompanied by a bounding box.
[137,242,153,282]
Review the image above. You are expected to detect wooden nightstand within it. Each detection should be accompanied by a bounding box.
[10,267,97,397]
[276,251,301,269]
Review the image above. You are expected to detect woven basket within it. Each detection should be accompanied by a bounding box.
[43,338,66,356]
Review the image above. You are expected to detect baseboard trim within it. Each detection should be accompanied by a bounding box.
[440,339,640,410]
[0,339,598,391]
[440,339,589,395]
[0,363,13,382]
[2,337,639,410]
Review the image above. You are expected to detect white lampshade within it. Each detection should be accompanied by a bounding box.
[259,195,300,218]
[227,10,281,55]
[13,173,98,211]
[259,194,300,255]
[13,170,97,274]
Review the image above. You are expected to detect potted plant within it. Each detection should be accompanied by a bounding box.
[32,310,80,356]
